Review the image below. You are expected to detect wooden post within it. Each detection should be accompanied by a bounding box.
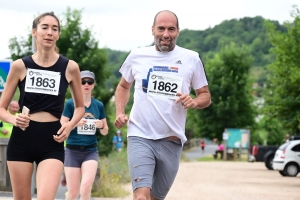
[233,149,237,160]
[239,143,242,161]
[223,132,228,161]
[223,140,227,161]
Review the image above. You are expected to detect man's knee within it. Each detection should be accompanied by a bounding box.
[134,187,151,200]
[150,194,160,200]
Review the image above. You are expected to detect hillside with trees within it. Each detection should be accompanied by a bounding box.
[177,16,286,66]
[107,16,287,91]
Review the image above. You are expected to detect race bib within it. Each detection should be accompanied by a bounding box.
[77,119,97,135]
[147,72,182,100]
[25,68,61,96]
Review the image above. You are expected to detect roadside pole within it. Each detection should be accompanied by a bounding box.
[239,143,242,161]
[223,132,228,161]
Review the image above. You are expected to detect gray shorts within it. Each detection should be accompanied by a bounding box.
[127,136,182,200]
[64,148,98,168]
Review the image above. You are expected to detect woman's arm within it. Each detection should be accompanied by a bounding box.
[55,60,84,143]
[66,60,84,128]
[60,115,70,125]
[99,118,108,136]
[0,59,29,129]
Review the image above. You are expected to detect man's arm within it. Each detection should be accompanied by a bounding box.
[114,77,133,129]
[193,86,211,109]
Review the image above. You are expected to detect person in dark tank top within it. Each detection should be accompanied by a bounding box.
[0,11,84,200]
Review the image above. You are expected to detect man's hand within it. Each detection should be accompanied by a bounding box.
[2,129,8,135]
[175,93,197,109]
[114,114,128,129]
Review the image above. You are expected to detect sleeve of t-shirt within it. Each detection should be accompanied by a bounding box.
[98,102,106,120]
[192,55,208,90]
[62,99,74,119]
[119,50,135,83]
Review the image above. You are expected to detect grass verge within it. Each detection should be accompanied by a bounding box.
[197,153,249,162]
[92,149,130,198]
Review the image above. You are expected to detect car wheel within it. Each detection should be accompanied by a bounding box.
[265,156,274,170]
[284,163,299,177]
[279,170,286,176]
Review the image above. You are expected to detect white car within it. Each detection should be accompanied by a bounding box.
[273,140,300,177]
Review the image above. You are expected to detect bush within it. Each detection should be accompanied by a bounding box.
[92,148,130,197]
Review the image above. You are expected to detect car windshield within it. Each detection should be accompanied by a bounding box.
[279,142,290,150]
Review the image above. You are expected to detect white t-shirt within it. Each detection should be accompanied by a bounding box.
[119,45,208,144]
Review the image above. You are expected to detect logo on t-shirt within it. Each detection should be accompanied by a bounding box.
[84,113,96,119]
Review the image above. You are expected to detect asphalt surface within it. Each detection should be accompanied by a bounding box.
[0,144,218,199]
[184,143,218,160]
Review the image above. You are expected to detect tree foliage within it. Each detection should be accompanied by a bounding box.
[8,7,115,155]
[264,6,300,135]
[177,16,286,67]
[197,43,255,141]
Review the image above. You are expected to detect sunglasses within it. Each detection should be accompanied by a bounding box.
[81,80,94,85]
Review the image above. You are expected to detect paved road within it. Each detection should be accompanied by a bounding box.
[0,144,218,199]
[184,143,218,160]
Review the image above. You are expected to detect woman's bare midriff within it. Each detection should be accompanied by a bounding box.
[30,112,59,122]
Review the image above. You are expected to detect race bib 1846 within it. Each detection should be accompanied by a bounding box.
[77,119,97,135]
[147,72,182,100]
[25,68,61,96]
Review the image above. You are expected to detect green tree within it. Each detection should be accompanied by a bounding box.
[177,16,286,68]
[8,7,115,155]
[197,43,255,141]
[264,6,300,135]
[259,116,286,145]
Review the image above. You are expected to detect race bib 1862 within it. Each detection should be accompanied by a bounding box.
[147,72,182,100]
[25,68,61,96]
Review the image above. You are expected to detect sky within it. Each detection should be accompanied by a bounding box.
[0,0,298,59]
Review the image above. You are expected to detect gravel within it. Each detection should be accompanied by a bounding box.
[1,161,298,200]
[103,161,299,200]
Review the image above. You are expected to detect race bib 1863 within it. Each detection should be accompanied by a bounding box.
[25,68,61,96]
[77,119,97,135]
[147,72,182,100]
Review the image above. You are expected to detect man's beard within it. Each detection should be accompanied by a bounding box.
[154,37,176,52]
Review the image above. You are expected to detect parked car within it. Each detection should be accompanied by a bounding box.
[273,140,300,177]
[251,145,278,170]
[250,135,300,170]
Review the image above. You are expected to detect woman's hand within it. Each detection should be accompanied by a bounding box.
[14,113,30,130]
[94,119,104,129]
[54,122,73,143]
[77,118,87,127]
